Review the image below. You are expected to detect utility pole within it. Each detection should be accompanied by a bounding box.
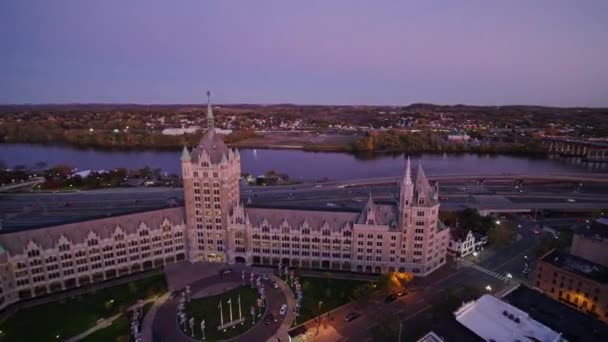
[398,321,402,341]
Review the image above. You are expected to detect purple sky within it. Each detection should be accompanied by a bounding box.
[1,1,607,106]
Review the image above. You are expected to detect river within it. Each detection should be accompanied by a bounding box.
[0,144,605,181]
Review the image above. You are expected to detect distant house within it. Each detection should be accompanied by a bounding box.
[162,126,201,135]
[448,229,487,257]
[447,134,470,142]
[448,229,476,257]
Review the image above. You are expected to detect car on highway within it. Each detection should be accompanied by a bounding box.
[532,229,540,235]
[314,184,323,188]
[344,312,361,322]
[384,294,398,303]
[279,304,287,316]
[326,203,337,207]
[567,198,576,203]
[264,313,276,325]
[219,268,233,276]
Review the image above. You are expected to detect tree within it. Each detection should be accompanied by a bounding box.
[264,169,278,178]
[370,311,402,341]
[378,271,413,295]
[352,283,374,307]
[49,164,73,177]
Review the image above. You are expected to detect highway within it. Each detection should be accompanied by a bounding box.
[1,179,607,231]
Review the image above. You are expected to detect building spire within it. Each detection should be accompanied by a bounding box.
[181,146,191,161]
[206,90,214,129]
[405,156,412,185]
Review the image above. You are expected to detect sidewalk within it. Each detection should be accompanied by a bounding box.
[66,296,157,342]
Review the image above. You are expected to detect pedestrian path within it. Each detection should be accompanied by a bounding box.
[470,264,508,282]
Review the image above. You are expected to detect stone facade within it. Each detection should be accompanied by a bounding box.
[182,122,450,276]
[0,99,449,311]
[0,208,186,311]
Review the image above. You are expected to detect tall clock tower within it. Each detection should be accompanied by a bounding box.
[181,91,241,262]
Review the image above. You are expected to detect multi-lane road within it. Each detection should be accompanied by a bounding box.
[1,179,607,231]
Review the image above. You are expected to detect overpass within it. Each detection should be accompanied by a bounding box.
[0,177,45,193]
[542,137,608,162]
[330,172,608,188]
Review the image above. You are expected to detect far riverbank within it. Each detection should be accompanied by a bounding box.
[1,143,605,182]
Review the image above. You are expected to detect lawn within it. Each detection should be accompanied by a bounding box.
[82,302,153,342]
[0,273,166,342]
[181,285,260,341]
[290,276,368,324]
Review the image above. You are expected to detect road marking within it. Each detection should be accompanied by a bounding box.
[403,305,431,321]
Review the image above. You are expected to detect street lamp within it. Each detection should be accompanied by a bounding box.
[496,220,501,225]
[506,273,512,279]
[485,285,492,292]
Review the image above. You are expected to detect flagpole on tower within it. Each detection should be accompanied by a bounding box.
[206,90,214,129]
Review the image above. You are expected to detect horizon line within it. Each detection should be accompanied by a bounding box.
[1,101,606,109]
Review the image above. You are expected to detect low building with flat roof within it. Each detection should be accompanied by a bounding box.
[535,249,608,323]
[571,218,608,267]
[454,294,564,342]
[503,285,608,342]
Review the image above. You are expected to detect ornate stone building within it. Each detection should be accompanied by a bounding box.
[0,94,449,311]
[181,96,450,276]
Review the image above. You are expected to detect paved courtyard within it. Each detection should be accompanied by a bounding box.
[149,262,295,342]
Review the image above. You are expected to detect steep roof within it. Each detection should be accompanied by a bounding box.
[181,146,191,161]
[0,207,185,255]
[245,207,359,232]
[414,161,438,206]
[191,129,231,164]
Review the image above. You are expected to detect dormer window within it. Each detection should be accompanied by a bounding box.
[202,162,209,167]
[322,229,330,236]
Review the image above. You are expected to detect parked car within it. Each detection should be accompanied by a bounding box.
[384,294,398,303]
[272,281,279,289]
[264,313,275,325]
[280,304,287,316]
[262,274,270,280]
[219,268,233,276]
[344,312,361,322]
[397,290,407,297]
